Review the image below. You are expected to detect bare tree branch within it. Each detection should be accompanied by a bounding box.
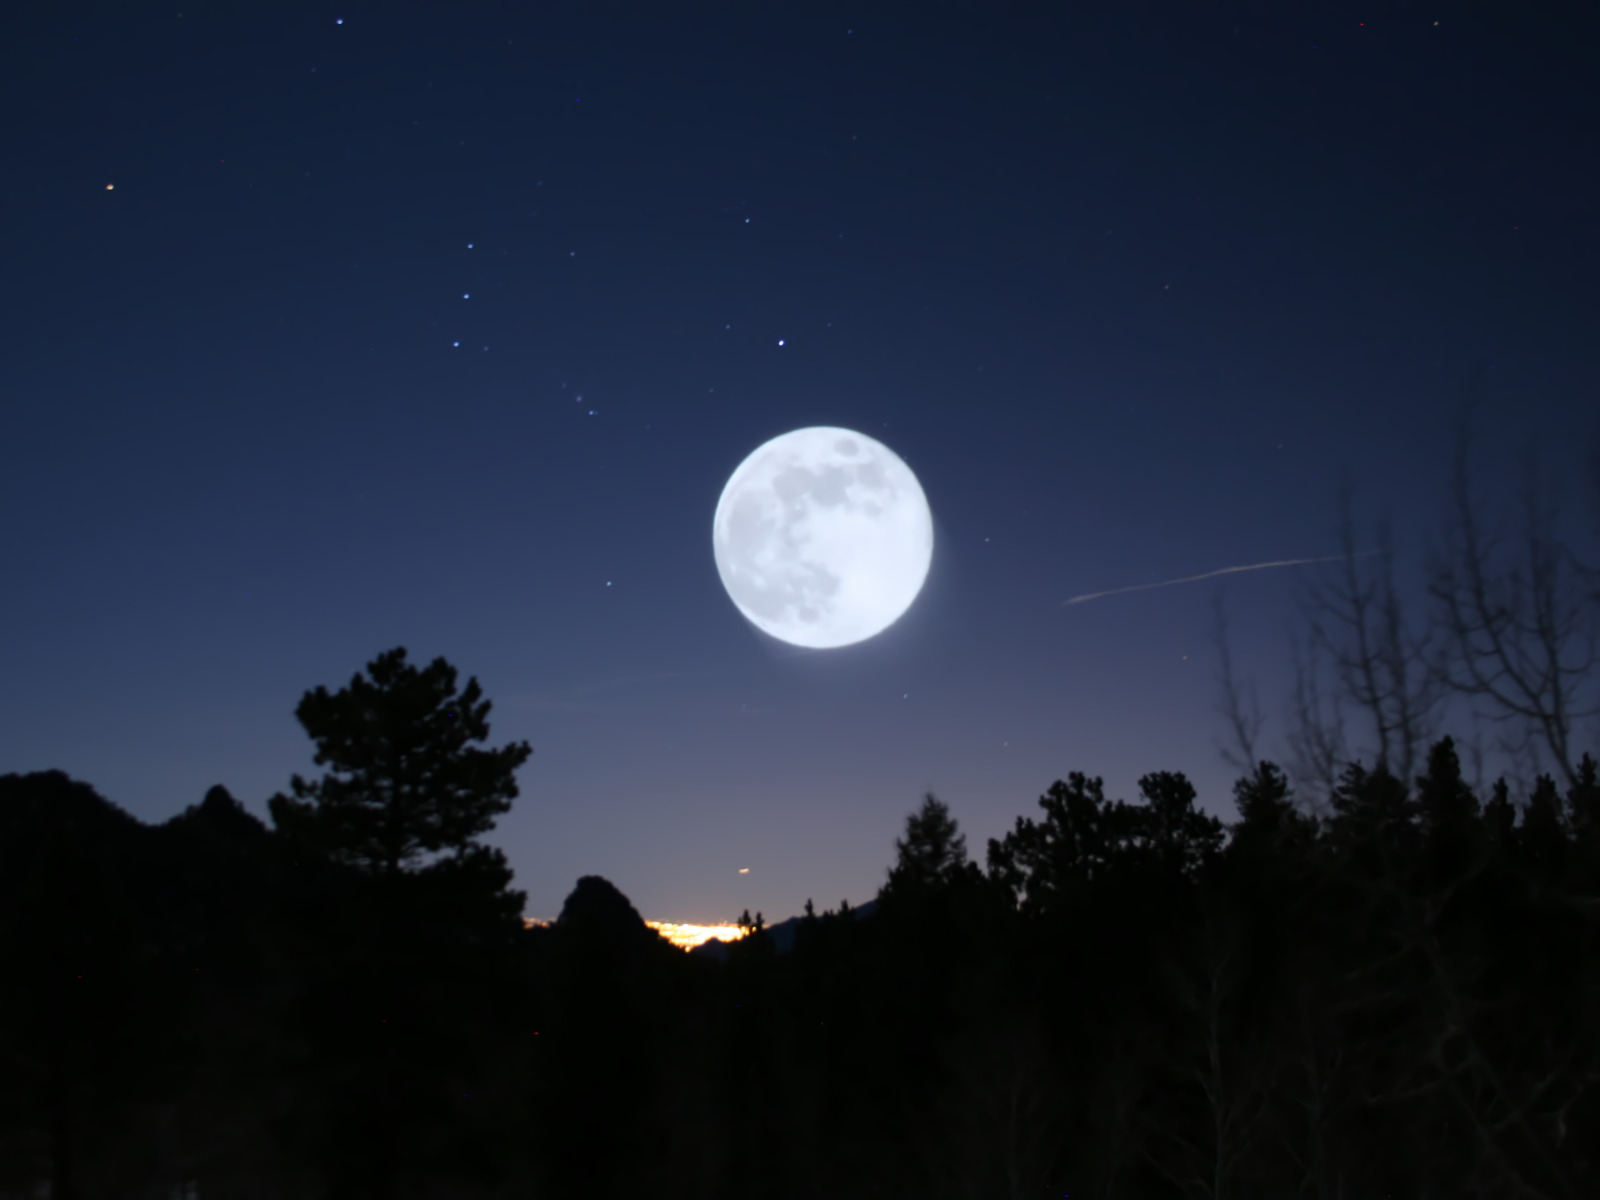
[1299,482,1443,788]
[1428,428,1600,788]
[1211,594,1263,776]
[1285,632,1348,814]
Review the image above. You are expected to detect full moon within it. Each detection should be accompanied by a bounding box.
[712,426,934,649]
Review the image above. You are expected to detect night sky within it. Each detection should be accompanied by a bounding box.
[3,2,1595,925]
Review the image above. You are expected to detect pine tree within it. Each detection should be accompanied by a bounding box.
[266,650,532,1198]
[1132,769,1225,880]
[1231,761,1294,840]
[1519,774,1569,884]
[268,647,531,877]
[985,773,1118,915]
[883,793,971,900]
[1414,737,1482,884]
[1565,754,1600,846]
[1482,777,1517,851]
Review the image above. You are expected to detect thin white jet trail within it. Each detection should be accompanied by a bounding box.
[1062,552,1379,607]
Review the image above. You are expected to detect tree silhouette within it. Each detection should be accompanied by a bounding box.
[268,647,530,877]
[1567,755,1600,844]
[262,650,532,1199]
[882,792,972,901]
[880,786,984,936]
[1128,770,1226,881]
[1227,761,1317,864]
[988,773,1101,915]
[10,637,1600,1200]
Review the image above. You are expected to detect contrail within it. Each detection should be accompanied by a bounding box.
[1062,552,1379,607]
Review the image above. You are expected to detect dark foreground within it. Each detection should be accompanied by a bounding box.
[2,737,1597,1199]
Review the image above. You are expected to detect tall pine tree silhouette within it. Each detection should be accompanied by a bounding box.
[266,648,532,1199]
[269,646,530,876]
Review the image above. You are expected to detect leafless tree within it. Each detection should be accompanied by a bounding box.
[1215,480,1443,812]
[1311,804,1598,1200]
[1211,594,1347,821]
[943,1005,1066,1200]
[1301,483,1444,789]
[1284,632,1351,815]
[1135,894,1272,1200]
[1211,596,1263,776]
[1276,976,1350,1200]
[1428,432,1600,789]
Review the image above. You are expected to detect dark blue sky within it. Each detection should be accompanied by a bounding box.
[3,2,1594,923]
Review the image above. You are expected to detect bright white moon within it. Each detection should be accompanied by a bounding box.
[712,426,934,649]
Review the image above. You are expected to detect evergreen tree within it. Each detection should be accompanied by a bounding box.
[1414,736,1482,884]
[1566,754,1600,847]
[1231,760,1295,842]
[1415,737,1479,828]
[986,773,1121,915]
[883,792,972,901]
[1482,776,1517,852]
[1326,760,1418,877]
[268,646,531,877]
[265,650,531,1199]
[1129,769,1225,880]
[1520,773,1569,884]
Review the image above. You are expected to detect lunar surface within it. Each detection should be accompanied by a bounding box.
[712,426,933,649]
